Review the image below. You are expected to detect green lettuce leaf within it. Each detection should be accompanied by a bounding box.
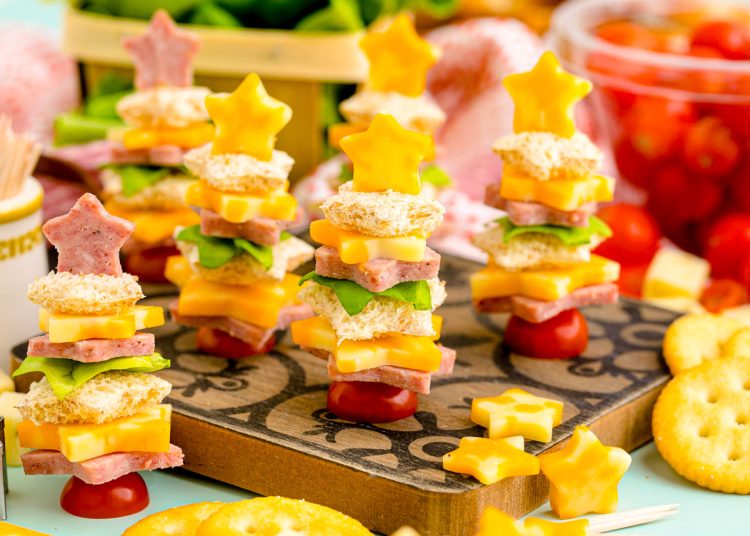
[499,216,613,247]
[116,165,172,197]
[421,164,452,187]
[13,353,170,400]
[300,272,432,316]
[176,225,275,270]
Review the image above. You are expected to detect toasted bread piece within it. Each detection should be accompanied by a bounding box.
[116,86,211,129]
[17,372,171,425]
[340,90,446,135]
[101,168,195,211]
[177,234,314,284]
[493,132,603,181]
[322,181,444,238]
[298,278,446,341]
[184,144,293,195]
[472,223,604,270]
[27,271,143,316]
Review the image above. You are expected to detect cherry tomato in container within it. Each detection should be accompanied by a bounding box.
[196,327,276,359]
[596,21,663,50]
[692,20,750,60]
[611,138,654,189]
[704,214,750,279]
[327,381,418,423]
[700,279,748,313]
[125,246,180,284]
[60,473,149,519]
[728,158,750,212]
[682,117,740,178]
[594,203,661,266]
[626,98,696,163]
[504,309,589,360]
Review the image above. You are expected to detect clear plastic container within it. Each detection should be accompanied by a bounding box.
[550,0,750,252]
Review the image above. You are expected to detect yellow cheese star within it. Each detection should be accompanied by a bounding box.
[472,508,589,536]
[539,425,632,519]
[442,436,539,485]
[205,73,292,160]
[339,113,432,195]
[522,517,589,536]
[503,51,591,138]
[474,507,524,536]
[471,388,564,443]
[360,13,439,97]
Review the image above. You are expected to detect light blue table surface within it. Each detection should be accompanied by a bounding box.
[0,2,747,535]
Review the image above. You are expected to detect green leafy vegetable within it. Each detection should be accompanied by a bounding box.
[115,165,172,197]
[177,225,275,270]
[54,113,124,147]
[295,0,363,32]
[13,353,170,400]
[499,216,613,247]
[300,272,432,316]
[421,165,452,187]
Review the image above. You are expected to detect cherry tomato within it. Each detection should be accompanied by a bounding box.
[327,381,418,423]
[618,263,650,298]
[682,117,740,178]
[703,214,750,279]
[596,21,662,50]
[196,327,276,359]
[647,165,693,225]
[125,246,180,284]
[594,203,662,266]
[692,20,750,60]
[625,97,696,163]
[60,473,149,519]
[700,279,748,313]
[612,138,654,188]
[504,309,589,360]
[728,157,750,212]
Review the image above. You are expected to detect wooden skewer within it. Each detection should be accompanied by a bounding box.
[0,114,41,201]
[588,504,680,534]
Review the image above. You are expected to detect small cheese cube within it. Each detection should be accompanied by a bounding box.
[185,181,297,223]
[644,297,705,314]
[39,306,164,343]
[310,219,427,264]
[164,255,195,288]
[122,123,214,150]
[18,405,172,463]
[722,304,750,327]
[0,370,14,395]
[500,173,615,211]
[643,249,709,300]
[0,392,30,466]
[105,203,200,246]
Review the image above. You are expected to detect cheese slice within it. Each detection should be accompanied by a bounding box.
[185,180,297,223]
[500,173,615,211]
[39,306,164,344]
[471,255,620,302]
[178,273,300,328]
[18,405,172,463]
[643,248,709,300]
[310,219,426,264]
[121,123,214,150]
[165,255,195,288]
[105,202,201,245]
[291,315,443,373]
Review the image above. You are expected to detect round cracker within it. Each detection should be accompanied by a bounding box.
[653,356,750,494]
[124,501,225,536]
[662,313,744,375]
[195,497,371,536]
[722,328,750,359]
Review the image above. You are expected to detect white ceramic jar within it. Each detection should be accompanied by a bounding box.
[0,178,47,369]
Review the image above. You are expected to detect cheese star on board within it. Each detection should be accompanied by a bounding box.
[123,9,200,90]
[503,51,591,139]
[360,13,439,97]
[43,193,134,277]
[471,388,563,443]
[539,425,631,519]
[442,436,539,485]
[205,73,292,161]
[339,113,432,195]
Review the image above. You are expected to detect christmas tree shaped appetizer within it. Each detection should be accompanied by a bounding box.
[166,73,314,358]
[102,10,210,283]
[471,52,620,359]
[14,194,181,518]
[292,114,455,423]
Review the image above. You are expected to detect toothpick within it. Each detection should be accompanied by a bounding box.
[588,504,680,534]
[0,115,41,201]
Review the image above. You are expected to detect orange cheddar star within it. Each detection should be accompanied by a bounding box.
[442,436,539,485]
[472,508,589,536]
[360,13,439,97]
[472,388,564,443]
[522,517,589,536]
[474,507,524,536]
[503,51,591,138]
[339,113,432,195]
[539,425,631,519]
[205,73,291,160]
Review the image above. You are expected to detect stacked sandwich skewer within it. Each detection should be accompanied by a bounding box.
[292,113,455,423]
[14,194,182,518]
[166,73,314,358]
[470,52,620,359]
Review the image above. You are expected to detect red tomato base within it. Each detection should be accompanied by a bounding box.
[327,381,418,423]
[504,309,589,360]
[60,473,149,519]
[124,245,180,284]
[196,327,276,359]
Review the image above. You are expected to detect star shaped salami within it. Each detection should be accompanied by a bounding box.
[123,9,200,91]
[43,194,134,276]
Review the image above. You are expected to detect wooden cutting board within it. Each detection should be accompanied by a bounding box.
[11,255,677,535]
